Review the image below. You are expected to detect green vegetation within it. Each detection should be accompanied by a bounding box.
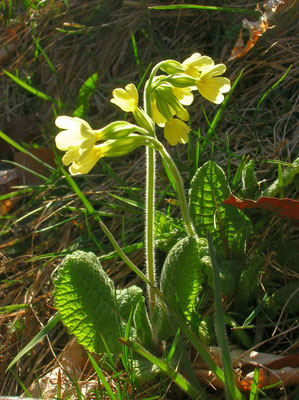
[0,1,298,399]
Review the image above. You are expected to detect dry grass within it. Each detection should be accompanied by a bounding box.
[0,0,298,397]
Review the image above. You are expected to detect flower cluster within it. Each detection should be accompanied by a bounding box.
[150,53,231,145]
[55,53,231,174]
[55,116,148,174]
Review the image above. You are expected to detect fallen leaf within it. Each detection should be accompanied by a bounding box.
[193,346,299,392]
[229,0,297,60]
[224,194,299,221]
[0,28,18,66]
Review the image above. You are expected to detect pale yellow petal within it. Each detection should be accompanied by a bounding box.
[62,147,80,166]
[172,86,194,106]
[55,116,92,132]
[176,106,189,122]
[110,84,138,112]
[55,116,80,130]
[164,118,190,146]
[78,138,97,155]
[70,148,102,175]
[193,56,214,70]
[182,52,202,67]
[151,100,166,127]
[197,80,224,104]
[125,83,138,103]
[55,130,84,151]
[183,54,214,77]
[201,63,226,78]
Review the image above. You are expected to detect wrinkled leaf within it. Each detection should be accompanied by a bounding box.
[241,159,259,199]
[262,157,299,197]
[189,161,251,256]
[54,251,137,354]
[154,211,186,252]
[159,236,209,322]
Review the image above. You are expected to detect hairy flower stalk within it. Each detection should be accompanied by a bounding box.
[111,82,158,317]
[143,78,157,318]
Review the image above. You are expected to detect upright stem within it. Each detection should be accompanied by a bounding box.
[145,146,156,315]
[144,79,157,317]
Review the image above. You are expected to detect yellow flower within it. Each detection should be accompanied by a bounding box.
[182,53,214,78]
[196,63,231,104]
[151,84,190,127]
[151,99,167,127]
[164,118,190,146]
[172,86,194,106]
[69,145,104,175]
[63,135,148,175]
[110,83,139,112]
[55,116,100,166]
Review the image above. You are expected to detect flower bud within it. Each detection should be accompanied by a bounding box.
[159,59,185,75]
[94,121,145,140]
[164,74,197,88]
[133,108,155,136]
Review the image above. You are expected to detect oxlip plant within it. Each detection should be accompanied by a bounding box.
[53,53,249,398]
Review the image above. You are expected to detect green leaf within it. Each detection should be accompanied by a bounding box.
[241,159,259,199]
[198,315,217,346]
[264,281,299,318]
[116,285,144,322]
[234,253,263,314]
[54,250,136,354]
[262,157,299,197]
[73,73,98,118]
[133,300,155,352]
[189,161,252,257]
[116,285,155,350]
[159,236,209,322]
[130,355,160,383]
[154,211,186,252]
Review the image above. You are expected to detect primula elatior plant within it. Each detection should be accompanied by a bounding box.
[53,53,255,390]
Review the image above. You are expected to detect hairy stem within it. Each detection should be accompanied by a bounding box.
[145,146,156,315]
[144,76,157,317]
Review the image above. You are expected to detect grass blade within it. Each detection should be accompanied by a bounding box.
[148,5,259,17]
[249,368,260,400]
[4,160,50,183]
[255,65,292,116]
[0,304,29,313]
[0,130,56,172]
[207,231,241,400]
[6,313,60,371]
[88,353,117,400]
[119,338,201,400]
[198,69,243,160]
[2,69,65,106]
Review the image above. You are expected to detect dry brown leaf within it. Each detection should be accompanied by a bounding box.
[229,0,297,60]
[27,339,91,399]
[0,28,18,66]
[224,194,299,221]
[193,346,299,392]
